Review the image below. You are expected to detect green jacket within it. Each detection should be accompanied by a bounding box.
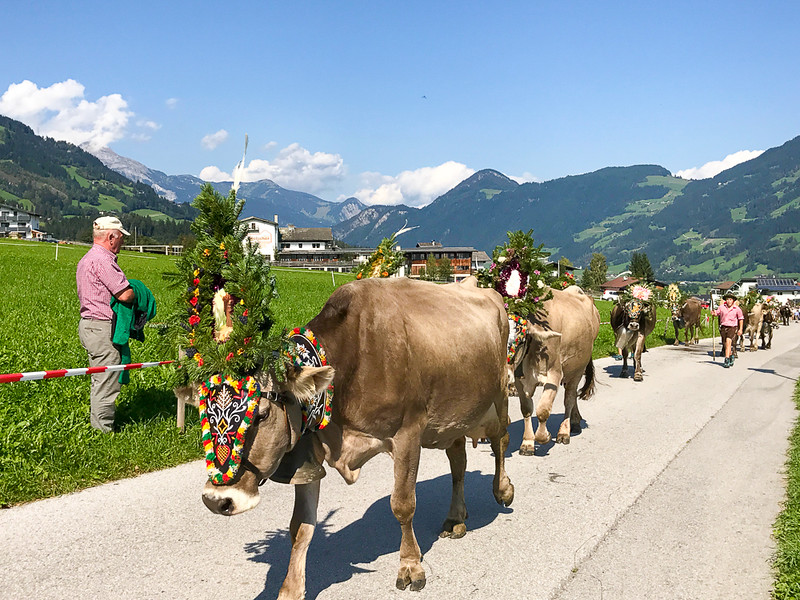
[111,279,157,384]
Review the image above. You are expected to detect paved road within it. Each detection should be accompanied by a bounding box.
[2,325,799,600]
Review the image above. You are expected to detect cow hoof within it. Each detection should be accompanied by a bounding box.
[570,421,582,434]
[494,480,514,507]
[534,432,551,445]
[619,371,629,378]
[439,521,467,539]
[396,565,426,591]
[519,442,536,456]
[633,373,643,382]
[556,433,570,444]
[673,340,679,346]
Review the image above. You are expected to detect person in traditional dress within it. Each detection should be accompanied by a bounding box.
[712,292,744,368]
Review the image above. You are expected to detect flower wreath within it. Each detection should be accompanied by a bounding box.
[354,234,406,280]
[477,230,553,316]
[617,282,656,317]
[284,327,333,433]
[200,374,261,484]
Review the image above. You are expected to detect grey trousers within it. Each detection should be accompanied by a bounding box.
[78,319,122,432]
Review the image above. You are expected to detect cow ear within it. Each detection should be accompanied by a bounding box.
[285,365,335,402]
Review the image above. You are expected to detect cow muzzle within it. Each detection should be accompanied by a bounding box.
[202,481,261,515]
[627,321,640,332]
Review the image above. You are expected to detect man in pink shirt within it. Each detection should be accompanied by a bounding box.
[712,292,744,368]
[76,216,135,432]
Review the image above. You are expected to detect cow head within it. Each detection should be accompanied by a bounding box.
[623,299,645,331]
[201,365,334,516]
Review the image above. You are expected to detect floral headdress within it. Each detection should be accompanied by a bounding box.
[353,234,406,280]
[477,230,553,316]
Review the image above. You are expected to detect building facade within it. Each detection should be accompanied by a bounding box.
[241,215,279,261]
[0,204,42,239]
[405,241,476,282]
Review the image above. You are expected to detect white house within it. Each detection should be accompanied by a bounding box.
[241,215,279,261]
[0,204,41,239]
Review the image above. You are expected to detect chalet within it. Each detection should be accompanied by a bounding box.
[241,215,279,261]
[276,225,376,273]
[405,241,476,282]
[0,204,42,240]
[711,276,800,303]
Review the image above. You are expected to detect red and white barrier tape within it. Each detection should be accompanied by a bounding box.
[0,360,173,384]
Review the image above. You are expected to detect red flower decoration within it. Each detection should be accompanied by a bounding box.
[243,309,248,317]
[189,315,200,326]
[243,337,251,345]
[193,278,200,285]
[189,296,198,306]
[225,352,234,361]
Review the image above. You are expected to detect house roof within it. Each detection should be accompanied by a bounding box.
[601,275,640,290]
[472,250,491,262]
[712,281,737,291]
[279,227,333,242]
[241,216,277,225]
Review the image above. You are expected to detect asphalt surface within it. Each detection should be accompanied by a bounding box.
[2,324,799,600]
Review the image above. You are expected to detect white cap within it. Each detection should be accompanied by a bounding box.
[93,216,130,236]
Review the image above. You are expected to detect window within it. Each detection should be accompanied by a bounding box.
[250,223,257,230]
[298,243,303,248]
[312,243,320,248]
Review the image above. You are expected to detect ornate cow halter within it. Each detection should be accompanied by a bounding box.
[199,327,334,486]
[507,315,529,364]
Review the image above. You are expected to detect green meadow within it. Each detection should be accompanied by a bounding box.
[0,241,713,506]
[0,241,353,506]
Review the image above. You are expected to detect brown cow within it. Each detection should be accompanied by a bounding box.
[761,305,778,349]
[611,299,657,381]
[672,297,703,346]
[737,302,763,353]
[199,277,514,598]
[511,286,600,452]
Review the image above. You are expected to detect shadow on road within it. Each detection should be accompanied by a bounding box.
[747,367,798,382]
[247,470,512,599]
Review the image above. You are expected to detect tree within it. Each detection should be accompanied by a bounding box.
[580,252,608,291]
[425,253,438,281]
[437,256,452,282]
[629,251,654,282]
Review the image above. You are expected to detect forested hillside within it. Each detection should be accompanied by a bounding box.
[0,115,194,242]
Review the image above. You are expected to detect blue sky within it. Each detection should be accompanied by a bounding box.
[2,1,799,207]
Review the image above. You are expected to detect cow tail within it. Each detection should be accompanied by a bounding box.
[578,360,596,401]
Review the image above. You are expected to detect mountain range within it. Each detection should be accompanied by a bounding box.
[2,112,798,280]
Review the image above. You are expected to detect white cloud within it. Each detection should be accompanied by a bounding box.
[201,129,228,150]
[352,161,475,208]
[675,150,764,180]
[165,97,179,109]
[264,141,278,151]
[138,119,160,131]
[509,171,541,184]
[0,79,132,151]
[199,142,346,194]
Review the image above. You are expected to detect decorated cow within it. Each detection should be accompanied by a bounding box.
[508,287,599,451]
[169,185,514,598]
[481,230,598,452]
[611,284,657,381]
[667,284,703,346]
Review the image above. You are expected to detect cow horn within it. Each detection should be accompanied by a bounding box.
[528,327,562,342]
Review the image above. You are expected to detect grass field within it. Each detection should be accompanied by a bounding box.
[773,379,800,599]
[0,241,713,506]
[0,241,353,506]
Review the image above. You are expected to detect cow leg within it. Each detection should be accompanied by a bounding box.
[391,435,426,591]
[620,347,629,378]
[673,322,680,345]
[440,436,468,539]
[534,381,559,444]
[518,382,537,456]
[557,376,581,444]
[277,480,321,600]
[488,426,514,507]
[633,333,645,381]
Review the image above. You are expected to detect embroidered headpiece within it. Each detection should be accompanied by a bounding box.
[507,315,529,364]
[200,374,261,484]
[286,327,333,433]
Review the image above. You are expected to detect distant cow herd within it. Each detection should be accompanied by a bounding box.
[181,279,794,598]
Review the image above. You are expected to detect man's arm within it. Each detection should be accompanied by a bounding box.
[114,286,135,304]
